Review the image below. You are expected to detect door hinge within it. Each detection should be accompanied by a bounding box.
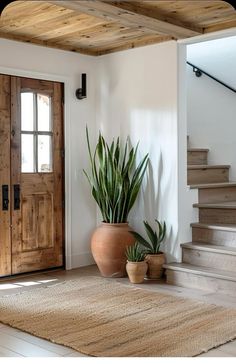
[61,149,65,158]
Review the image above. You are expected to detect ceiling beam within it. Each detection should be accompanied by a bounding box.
[0,30,97,55]
[93,34,173,56]
[49,1,202,39]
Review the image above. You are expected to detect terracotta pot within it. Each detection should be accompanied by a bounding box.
[145,252,165,279]
[126,261,148,284]
[91,222,135,278]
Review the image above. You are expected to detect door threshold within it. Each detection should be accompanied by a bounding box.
[0,266,65,282]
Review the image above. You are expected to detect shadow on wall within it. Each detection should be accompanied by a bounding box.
[130,154,178,263]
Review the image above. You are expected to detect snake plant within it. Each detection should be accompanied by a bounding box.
[126,242,145,262]
[84,127,149,223]
[130,220,166,254]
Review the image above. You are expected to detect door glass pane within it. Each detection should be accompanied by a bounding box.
[21,134,34,172]
[38,135,52,172]
[37,94,51,131]
[21,93,34,131]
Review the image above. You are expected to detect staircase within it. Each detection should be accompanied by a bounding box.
[164,138,236,296]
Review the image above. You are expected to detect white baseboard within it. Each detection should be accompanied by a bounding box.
[68,252,95,270]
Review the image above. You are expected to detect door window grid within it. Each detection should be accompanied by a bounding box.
[21,92,53,173]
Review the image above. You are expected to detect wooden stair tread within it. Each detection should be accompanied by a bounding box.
[163,262,236,282]
[180,138,236,291]
[188,164,230,170]
[191,222,236,232]
[189,182,236,189]
[187,148,209,152]
[193,201,236,209]
[181,242,236,255]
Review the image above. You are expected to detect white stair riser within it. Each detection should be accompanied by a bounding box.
[166,269,236,297]
[187,151,208,165]
[192,227,236,247]
[182,248,236,272]
[188,168,229,185]
[199,186,236,203]
[199,208,236,224]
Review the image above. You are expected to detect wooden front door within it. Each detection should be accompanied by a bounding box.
[0,74,64,276]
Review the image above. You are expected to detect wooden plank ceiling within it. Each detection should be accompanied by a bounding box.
[0,1,236,56]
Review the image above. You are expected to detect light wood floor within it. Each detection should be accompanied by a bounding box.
[0,265,236,357]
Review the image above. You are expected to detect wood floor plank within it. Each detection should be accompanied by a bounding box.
[1,325,74,356]
[218,341,236,356]
[65,351,88,357]
[0,332,61,357]
[199,349,232,357]
[0,345,24,357]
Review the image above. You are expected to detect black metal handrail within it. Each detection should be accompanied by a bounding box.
[187,61,236,94]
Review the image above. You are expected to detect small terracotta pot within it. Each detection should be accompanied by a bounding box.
[145,252,165,279]
[91,222,135,278]
[126,261,148,284]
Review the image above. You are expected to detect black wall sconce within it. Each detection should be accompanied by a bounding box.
[75,73,87,100]
[193,67,202,78]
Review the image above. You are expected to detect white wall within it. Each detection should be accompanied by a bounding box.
[187,36,236,180]
[96,41,181,262]
[0,38,97,269]
[177,44,198,257]
[0,37,190,267]
[187,36,236,89]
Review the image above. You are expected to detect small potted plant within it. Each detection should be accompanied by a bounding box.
[126,242,148,284]
[130,220,166,279]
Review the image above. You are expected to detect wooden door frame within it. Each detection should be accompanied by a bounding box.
[0,65,72,270]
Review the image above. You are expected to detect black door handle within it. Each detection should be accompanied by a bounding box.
[14,184,20,210]
[2,185,9,211]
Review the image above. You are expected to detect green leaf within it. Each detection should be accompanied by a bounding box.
[83,127,149,223]
[130,220,166,254]
[143,221,157,245]
[126,242,145,262]
[86,126,93,164]
[129,231,152,251]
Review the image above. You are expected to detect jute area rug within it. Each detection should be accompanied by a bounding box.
[0,276,236,357]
